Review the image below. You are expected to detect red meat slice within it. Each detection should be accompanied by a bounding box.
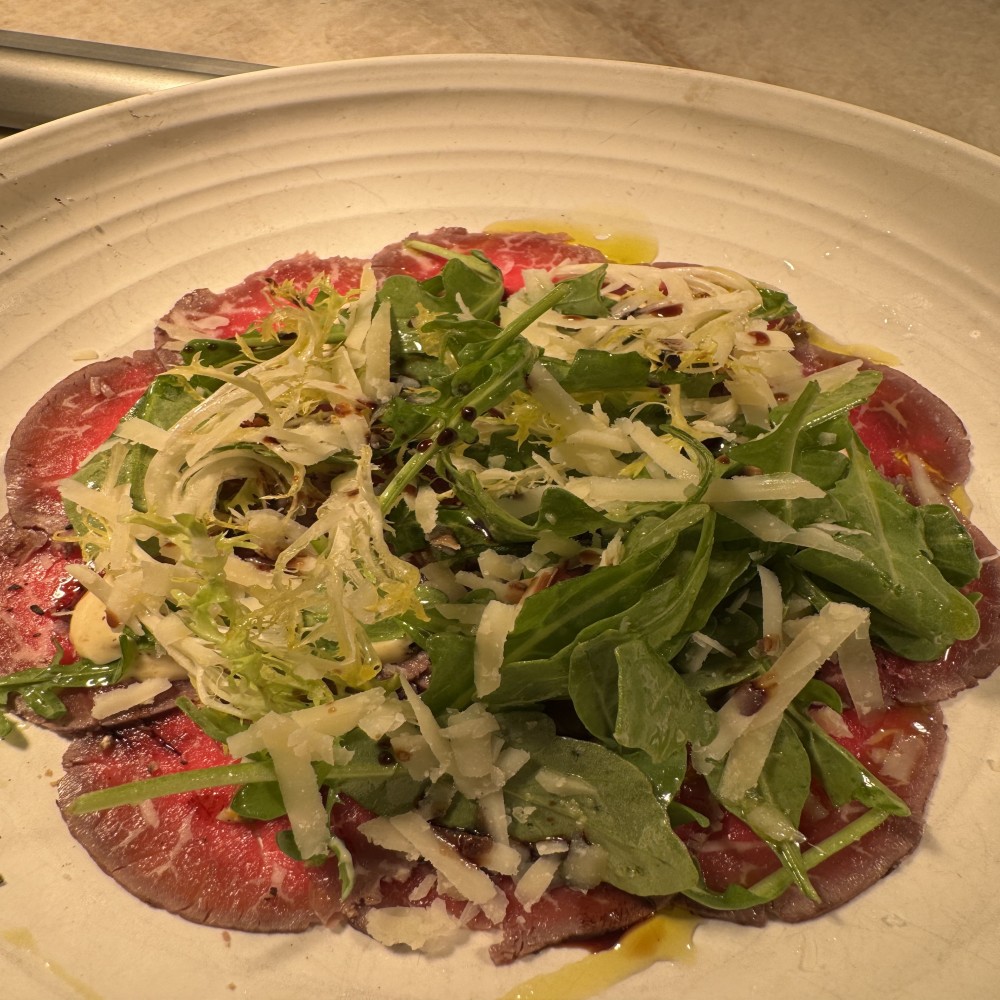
[58,710,345,932]
[344,847,653,965]
[676,701,946,924]
[793,336,971,488]
[488,881,654,965]
[849,362,971,488]
[0,515,79,677]
[371,228,607,292]
[153,253,367,346]
[4,350,179,535]
[0,514,193,733]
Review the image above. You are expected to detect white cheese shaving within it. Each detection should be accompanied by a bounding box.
[758,565,784,656]
[89,677,173,720]
[114,417,171,451]
[230,712,331,860]
[414,485,441,536]
[623,419,700,481]
[561,840,609,890]
[836,618,885,716]
[364,899,467,955]
[386,811,506,912]
[474,599,520,697]
[697,602,869,780]
[526,364,624,477]
[513,855,562,911]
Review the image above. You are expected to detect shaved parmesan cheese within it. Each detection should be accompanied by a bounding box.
[420,561,468,601]
[409,873,437,901]
[365,899,467,955]
[231,712,331,860]
[624,419,700,481]
[717,714,783,801]
[114,416,171,450]
[514,855,562,911]
[372,637,413,664]
[387,811,506,911]
[907,451,944,505]
[400,678,453,779]
[479,839,523,876]
[836,619,885,716]
[727,367,777,429]
[697,602,869,773]
[478,549,525,582]
[564,471,823,509]
[227,688,398,757]
[128,653,188,681]
[706,474,825,503]
[90,677,173,720]
[534,839,569,856]
[526,364,624,476]
[359,816,419,857]
[474,600,520,697]
[758,565,784,655]
[689,631,735,657]
[414,485,441,536]
[562,840,609,890]
[881,732,921,782]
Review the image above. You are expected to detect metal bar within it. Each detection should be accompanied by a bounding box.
[0,30,268,131]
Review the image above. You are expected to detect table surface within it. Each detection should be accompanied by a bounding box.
[1,0,998,156]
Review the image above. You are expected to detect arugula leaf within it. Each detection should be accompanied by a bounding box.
[751,283,798,321]
[550,264,612,318]
[788,707,909,816]
[0,648,130,721]
[377,250,505,324]
[324,731,425,816]
[793,430,979,657]
[177,696,248,743]
[230,781,287,821]
[542,349,651,394]
[613,638,717,761]
[378,280,573,511]
[501,506,709,667]
[682,805,895,911]
[501,723,699,896]
[567,633,620,744]
[0,710,17,742]
[401,622,477,715]
[707,719,816,900]
[916,504,981,586]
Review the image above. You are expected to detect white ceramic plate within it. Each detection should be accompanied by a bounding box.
[1,55,999,1000]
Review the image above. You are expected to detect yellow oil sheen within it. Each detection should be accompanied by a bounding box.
[495,911,697,1000]
[484,217,659,264]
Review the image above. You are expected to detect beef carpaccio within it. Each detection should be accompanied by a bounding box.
[2,228,997,972]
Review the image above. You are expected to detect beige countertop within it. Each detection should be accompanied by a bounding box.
[1,0,999,156]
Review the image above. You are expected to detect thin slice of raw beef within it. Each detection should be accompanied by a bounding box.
[4,350,179,535]
[0,514,80,677]
[342,832,654,963]
[793,334,972,488]
[58,710,345,931]
[371,228,607,292]
[675,701,946,925]
[153,253,367,346]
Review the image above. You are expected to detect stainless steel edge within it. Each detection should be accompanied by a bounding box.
[0,30,268,131]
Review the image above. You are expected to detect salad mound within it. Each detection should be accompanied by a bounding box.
[1,228,995,965]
